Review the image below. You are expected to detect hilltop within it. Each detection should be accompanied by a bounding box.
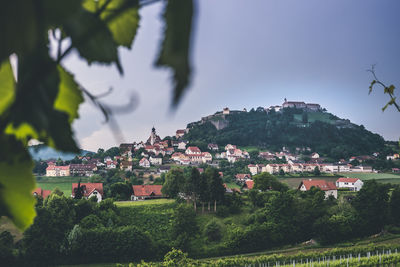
[182,101,386,159]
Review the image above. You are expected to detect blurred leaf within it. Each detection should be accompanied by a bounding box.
[0,0,38,63]
[63,9,119,67]
[83,0,140,48]
[156,0,194,106]
[0,60,15,114]
[368,80,376,94]
[55,66,84,123]
[7,51,79,152]
[43,0,82,26]
[384,85,395,95]
[0,134,36,230]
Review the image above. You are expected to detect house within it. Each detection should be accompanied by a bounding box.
[32,188,52,199]
[248,164,258,175]
[71,183,103,202]
[223,107,230,115]
[139,158,151,168]
[243,180,254,190]
[178,141,188,150]
[165,147,175,155]
[225,144,237,150]
[119,143,133,156]
[392,168,400,173]
[387,154,399,161]
[70,164,97,176]
[235,173,251,181]
[298,179,338,199]
[336,178,363,191]
[159,166,171,173]
[176,129,186,139]
[306,103,321,111]
[131,185,163,201]
[311,153,320,159]
[171,152,183,161]
[208,143,219,151]
[350,165,373,173]
[282,100,306,109]
[46,164,70,177]
[120,161,133,171]
[185,146,201,155]
[106,160,117,169]
[149,156,162,165]
[201,152,213,163]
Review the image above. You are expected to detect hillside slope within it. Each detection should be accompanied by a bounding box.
[184,108,385,159]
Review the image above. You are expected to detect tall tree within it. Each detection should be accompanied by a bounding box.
[162,168,185,198]
[206,168,225,212]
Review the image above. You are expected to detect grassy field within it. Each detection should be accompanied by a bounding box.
[294,112,334,124]
[36,176,91,195]
[114,199,175,207]
[238,146,260,152]
[224,182,241,189]
[338,172,400,180]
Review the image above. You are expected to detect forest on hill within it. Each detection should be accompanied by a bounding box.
[184,108,386,159]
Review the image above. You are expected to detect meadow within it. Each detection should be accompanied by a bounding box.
[36,176,91,195]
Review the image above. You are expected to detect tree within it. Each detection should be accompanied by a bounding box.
[352,180,390,235]
[162,168,185,198]
[389,186,400,225]
[253,173,288,192]
[205,167,225,212]
[171,204,198,249]
[109,182,132,200]
[313,166,321,176]
[73,181,84,200]
[0,0,196,230]
[184,167,201,211]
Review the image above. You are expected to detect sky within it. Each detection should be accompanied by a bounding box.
[63,0,400,151]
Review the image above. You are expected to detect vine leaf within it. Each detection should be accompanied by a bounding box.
[83,0,140,49]
[155,0,194,106]
[0,60,15,114]
[0,0,38,63]
[0,135,36,230]
[63,9,119,68]
[55,66,84,123]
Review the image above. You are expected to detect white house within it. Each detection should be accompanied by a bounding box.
[139,158,151,168]
[185,146,202,155]
[149,156,162,165]
[178,141,188,150]
[71,183,103,202]
[311,153,320,159]
[248,164,258,175]
[336,178,363,191]
[299,179,338,199]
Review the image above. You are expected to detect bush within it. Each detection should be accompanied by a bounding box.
[204,219,222,242]
[215,205,230,217]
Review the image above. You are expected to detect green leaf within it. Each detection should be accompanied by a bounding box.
[0,60,15,114]
[83,0,140,49]
[43,0,82,26]
[0,0,38,63]
[63,9,119,67]
[155,0,194,106]
[0,134,36,230]
[384,85,395,95]
[6,51,79,152]
[368,80,376,94]
[55,66,84,123]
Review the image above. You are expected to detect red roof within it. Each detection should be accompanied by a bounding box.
[336,178,360,183]
[132,185,163,197]
[32,188,52,199]
[72,183,103,197]
[235,174,251,180]
[244,180,254,189]
[187,146,201,153]
[176,129,185,134]
[300,180,337,191]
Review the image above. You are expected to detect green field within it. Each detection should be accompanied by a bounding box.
[294,112,334,124]
[114,199,175,207]
[338,172,400,180]
[36,176,91,195]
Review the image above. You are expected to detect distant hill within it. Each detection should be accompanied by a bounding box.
[28,145,92,161]
[183,107,385,159]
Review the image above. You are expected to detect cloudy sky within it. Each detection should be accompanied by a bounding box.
[63,0,400,151]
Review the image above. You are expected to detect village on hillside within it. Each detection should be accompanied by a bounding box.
[32,101,400,202]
